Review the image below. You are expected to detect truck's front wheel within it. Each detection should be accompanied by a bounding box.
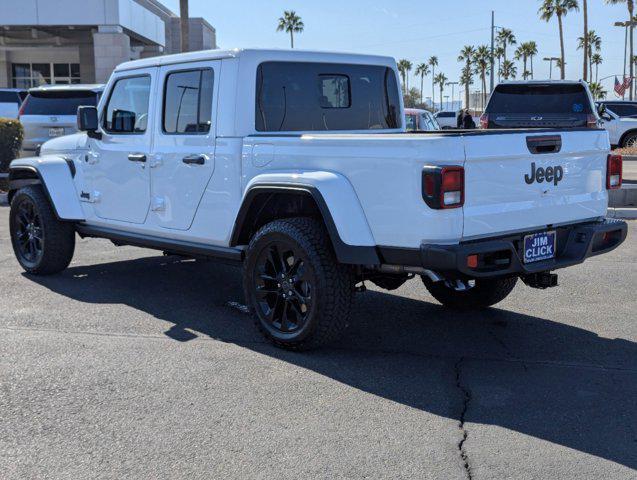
[9,186,75,275]
[422,276,517,309]
[243,218,353,350]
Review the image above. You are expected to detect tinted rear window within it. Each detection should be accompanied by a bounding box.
[488,84,592,114]
[22,91,99,116]
[256,61,401,131]
[437,112,456,118]
[0,91,19,104]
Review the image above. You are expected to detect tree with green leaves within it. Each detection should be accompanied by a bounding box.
[277,11,304,48]
[459,65,474,109]
[515,42,539,80]
[539,0,579,80]
[606,0,634,98]
[578,30,601,81]
[473,45,491,109]
[397,59,413,93]
[428,56,439,109]
[494,46,505,83]
[458,45,475,109]
[496,28,517,62]
[434,72,448,111]
[501,60,517,80]
[589,81,607,100]
[527,41,539,78]
[591,53,603,82]
[415,63,430,103]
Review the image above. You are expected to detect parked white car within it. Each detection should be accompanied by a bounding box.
[433,110,458,129]
[597,101,637,148]
[7,48,627,349]
[405,108,440,131]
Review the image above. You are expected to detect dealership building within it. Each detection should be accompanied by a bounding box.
[0,0,216,88]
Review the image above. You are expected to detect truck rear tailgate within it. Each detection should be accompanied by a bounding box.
[462,129,609,239]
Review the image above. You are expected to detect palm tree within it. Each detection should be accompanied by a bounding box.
[415,63,430,103]
[606,0,634,99]
[582,0,588,81]
[578,30,601,81]
[458,45,475,108]
[589,81,607,99]
[514,44,530,79]
[527,41,538,78]
[539,0,579,80]
[277,11,304,48]
[459,65,474,109]
[434,72,448,111]
[496,28,517,62]
[428,56,439,109]
[494,46,505,82]
[397,59,413,93]
[179,0,189,52]
[591,53,603,82]
[501,60,518,80]
[473,45,491,109]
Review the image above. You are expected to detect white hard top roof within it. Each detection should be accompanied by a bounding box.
[115,48,397,72]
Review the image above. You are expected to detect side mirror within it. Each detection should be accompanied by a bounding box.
[111,109,136,133]
[596,103,606,117]
[77,106,101,139]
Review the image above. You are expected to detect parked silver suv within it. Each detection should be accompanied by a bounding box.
[19,84,103,154]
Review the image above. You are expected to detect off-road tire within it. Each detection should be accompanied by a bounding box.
[422,276,517,310]
[9,185,75,275]
[243,217,353,350]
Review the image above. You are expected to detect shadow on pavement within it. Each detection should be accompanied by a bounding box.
[26,254,637,470]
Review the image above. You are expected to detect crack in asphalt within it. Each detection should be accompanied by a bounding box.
[455,357,473,480]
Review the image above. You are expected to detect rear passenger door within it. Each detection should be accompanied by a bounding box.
[150,61,219,230]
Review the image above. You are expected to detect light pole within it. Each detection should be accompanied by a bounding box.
[543,57,560,80]
[446,81,459,109]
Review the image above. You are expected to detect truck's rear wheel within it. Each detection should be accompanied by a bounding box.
[422,276,517,309]
[243,218,353,350]
[9,186,75,275]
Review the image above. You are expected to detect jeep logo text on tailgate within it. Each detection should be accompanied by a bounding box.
[524,162,564,186]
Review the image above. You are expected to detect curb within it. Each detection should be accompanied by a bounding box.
[608,207,637,219]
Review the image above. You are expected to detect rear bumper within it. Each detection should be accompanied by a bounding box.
[382,219,628,279]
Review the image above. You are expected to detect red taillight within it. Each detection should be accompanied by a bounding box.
[587,114,598,129]
[440,167,464,208]
[479,113,489,129]
[607,154,622,190]
[17,96,28,120]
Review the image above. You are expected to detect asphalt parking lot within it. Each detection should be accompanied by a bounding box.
[1,209,635,480]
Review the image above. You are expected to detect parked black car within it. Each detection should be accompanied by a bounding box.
[480,81,598,129]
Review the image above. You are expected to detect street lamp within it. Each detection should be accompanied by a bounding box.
[543,57,560,80]
[446,81,459,109]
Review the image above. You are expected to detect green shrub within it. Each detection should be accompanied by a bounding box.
[0,118,24,173]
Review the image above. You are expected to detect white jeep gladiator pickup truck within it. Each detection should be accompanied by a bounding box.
[7,49,628,350]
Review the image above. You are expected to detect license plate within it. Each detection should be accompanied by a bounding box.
[523,231,556,264]
[49,127,64,137]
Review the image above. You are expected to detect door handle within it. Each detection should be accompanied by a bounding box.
[128,153,147,163]
[182,154,206,165]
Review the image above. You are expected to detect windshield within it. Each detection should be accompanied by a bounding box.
[22,91,99,116]
[488,84,592,114]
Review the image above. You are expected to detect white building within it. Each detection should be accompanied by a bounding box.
[0,0,216,88]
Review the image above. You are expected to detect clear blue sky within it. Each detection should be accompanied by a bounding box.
[163,0,632,100]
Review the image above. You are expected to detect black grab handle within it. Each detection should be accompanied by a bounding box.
[526,135,562,154]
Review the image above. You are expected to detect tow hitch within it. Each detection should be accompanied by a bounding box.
[522,272,559,289]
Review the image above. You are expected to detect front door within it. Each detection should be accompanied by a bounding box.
[88,71,155,224]
[150,61,220,230]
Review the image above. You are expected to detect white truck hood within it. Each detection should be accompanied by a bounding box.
[40,132,90,155]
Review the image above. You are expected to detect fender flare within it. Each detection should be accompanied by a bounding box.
[231,173,380,265]
[8,156,84,221]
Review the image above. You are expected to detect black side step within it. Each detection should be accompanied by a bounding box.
[75,225,244,263]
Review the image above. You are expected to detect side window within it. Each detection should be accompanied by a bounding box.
[103,76,151,134]
[255,62,401,132]
[163,68,213,134]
